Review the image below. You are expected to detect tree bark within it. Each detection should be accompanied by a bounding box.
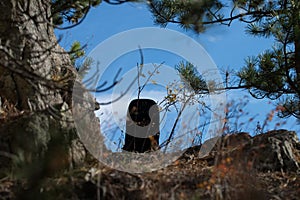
[0,0,86,171]
[294,1,300,94]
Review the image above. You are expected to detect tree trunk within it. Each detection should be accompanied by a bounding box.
[0,0,86,174]
[294,0,300,94]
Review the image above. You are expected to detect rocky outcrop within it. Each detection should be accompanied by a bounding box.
[249,130,299,172]
[209,130,300,172]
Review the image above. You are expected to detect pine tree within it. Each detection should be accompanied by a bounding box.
[52,0,101,26]
[148,0,300,119]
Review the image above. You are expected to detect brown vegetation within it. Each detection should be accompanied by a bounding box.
[0,130,299,199]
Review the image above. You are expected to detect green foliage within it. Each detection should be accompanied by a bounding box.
[236,0,300,118]
[69,41,85,65]
[68,41,94,78]
[176,61,207,93]
[238,49,287,100]
[76,57,94,79]
[151,0,300,119]
[68,41,94,79]
[280,95,300,118]
[149,0,223,32]
[52,0,102,26]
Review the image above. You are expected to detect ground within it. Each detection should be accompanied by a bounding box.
[0,130,299,200]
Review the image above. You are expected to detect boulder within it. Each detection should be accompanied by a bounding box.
[249,130,300,172]
[200,130,300,172]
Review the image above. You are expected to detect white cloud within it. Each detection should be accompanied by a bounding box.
[206,35,220,43]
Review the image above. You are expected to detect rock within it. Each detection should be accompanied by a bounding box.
[221,132,252,148]
[250,130,300,172]
[209,130,300,172]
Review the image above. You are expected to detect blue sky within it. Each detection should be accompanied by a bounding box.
[55,2,299,151]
